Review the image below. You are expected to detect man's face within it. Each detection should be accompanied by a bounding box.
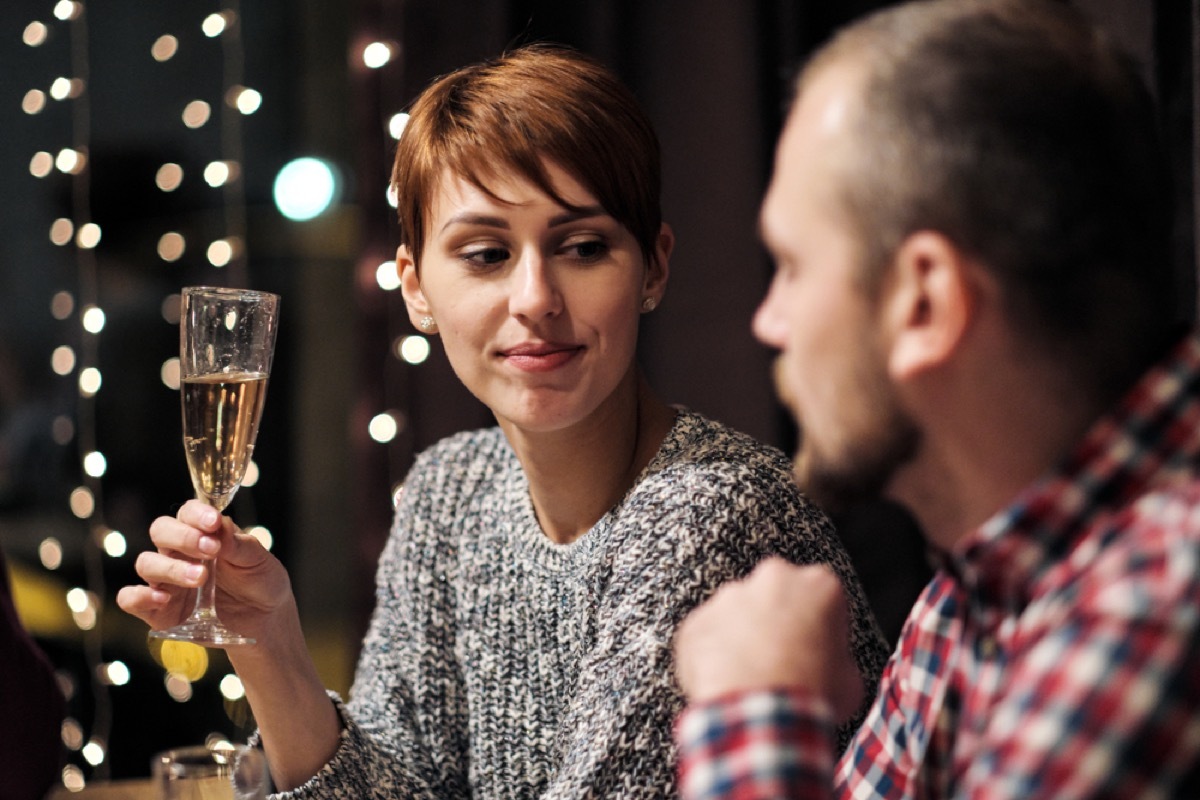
[753,63,919,514]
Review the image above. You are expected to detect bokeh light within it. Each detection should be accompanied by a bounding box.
[151,35,178,62]
[397,335,431,365]
[375,260,400,291]
[273,157,339,221]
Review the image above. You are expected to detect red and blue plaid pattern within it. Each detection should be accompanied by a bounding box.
[677,334,1200,799]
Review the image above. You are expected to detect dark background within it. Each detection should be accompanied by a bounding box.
[0,0,1194,786]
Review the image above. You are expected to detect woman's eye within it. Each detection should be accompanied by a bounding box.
[564,239,609,262]
[461,247,509,267]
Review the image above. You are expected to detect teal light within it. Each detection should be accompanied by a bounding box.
[273,157,339,221]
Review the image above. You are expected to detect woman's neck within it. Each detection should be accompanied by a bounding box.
[501,371,676,544]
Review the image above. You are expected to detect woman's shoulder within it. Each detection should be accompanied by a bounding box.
[656,408,799,488]
[618,409,828,536]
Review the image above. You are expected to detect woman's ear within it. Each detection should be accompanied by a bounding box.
[643,222,673,301]
[397,245,433,328]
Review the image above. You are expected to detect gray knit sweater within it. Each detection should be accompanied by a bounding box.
[275,409,888,799]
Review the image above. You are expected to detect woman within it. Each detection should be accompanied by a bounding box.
[119,45,889,798]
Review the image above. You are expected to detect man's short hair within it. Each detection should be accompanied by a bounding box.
[800,0,1178,399]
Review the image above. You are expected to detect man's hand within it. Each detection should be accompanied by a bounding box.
[673,557,865,723]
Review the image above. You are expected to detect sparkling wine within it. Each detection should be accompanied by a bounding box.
[182,371,269,511]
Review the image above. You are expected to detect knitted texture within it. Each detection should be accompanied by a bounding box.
[276,410,888,799]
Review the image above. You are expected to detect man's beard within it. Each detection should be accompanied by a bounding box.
[776,358,921,516]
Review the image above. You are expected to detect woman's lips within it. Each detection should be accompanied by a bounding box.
[500,343,583,372]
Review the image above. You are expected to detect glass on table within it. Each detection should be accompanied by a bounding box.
[153,743,268,800]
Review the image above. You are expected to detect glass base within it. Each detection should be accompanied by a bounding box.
[150,618,256,647]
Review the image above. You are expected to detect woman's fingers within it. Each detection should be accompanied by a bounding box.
[134,549,207,590]
[149,516,217,561]
[115,583,186,629]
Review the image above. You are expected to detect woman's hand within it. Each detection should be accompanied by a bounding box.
[116,499,293,643]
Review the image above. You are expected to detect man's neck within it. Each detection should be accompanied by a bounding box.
[894,342,1113,553]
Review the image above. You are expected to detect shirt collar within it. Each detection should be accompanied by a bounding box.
[946,332,1200,608]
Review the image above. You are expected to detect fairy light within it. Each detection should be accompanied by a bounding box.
[24,21,49,46]
[50,218,74,245]
[155,162,183,191]
[52,346,76,375]
[78,367,101,396]
[219,674,245,701]
[157,231,186,262]
[362,41,395,69]
[22,4,122,777]
[81,740,105,766]
[182,99,212,128]
[375,260,400,290]
[160,358,181,390]
[24,89,48,114]
[53,1,83,21]
[30,151,55,177]
[39,538,64,570]
[368,412,402,443]
[75,223,101,249]
[397,335,431,365]
[52,417,75,445]
[61,719,84,750]
[388,112,409,140]
[101,530,126,558]
[151,35,178,62]
[55,147,83,172]
[225,85,261,114]
[50,76,73,100]
[244,525,272,551]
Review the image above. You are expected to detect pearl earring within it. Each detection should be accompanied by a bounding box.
[641,297,657,313]
[418,315,437,332]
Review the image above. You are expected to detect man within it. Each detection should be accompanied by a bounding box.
[673,0,1200,797]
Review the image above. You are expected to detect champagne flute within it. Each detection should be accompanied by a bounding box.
[151,286,280,647]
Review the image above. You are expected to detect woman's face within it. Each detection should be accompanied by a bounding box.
[398,161,670,434]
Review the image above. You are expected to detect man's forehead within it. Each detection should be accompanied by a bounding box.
[791,59,865,143]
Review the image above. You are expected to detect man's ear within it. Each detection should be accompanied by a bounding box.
[397,245,432,327]
[883,231,978,382]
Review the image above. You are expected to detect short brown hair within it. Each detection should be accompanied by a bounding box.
[801,0,1176,399]
[391,44,662,269]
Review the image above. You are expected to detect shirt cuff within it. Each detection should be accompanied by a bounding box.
[675,688,837,800]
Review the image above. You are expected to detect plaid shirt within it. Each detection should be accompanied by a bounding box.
[677,333,1200,799]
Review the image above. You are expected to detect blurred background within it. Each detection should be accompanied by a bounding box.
[0,0,1194,791]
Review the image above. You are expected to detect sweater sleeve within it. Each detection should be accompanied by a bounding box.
[540,441,888,798]
[270,448,471,800]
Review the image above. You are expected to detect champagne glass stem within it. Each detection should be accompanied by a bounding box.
[189,561,219,622]
[183,495,227,625]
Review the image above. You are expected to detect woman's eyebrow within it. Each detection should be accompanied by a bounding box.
[440,212,510,233]
[548,206,606,228]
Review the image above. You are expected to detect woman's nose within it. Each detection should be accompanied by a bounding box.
[509,253,562,321]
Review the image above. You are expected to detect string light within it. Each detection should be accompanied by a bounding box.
[396,335,431,365]
[362,41,395,69]
[19,0,122,785]
[141,0,261,733]
[374,260,399,290]
[150,35,178,62]
[23,21,49,47]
